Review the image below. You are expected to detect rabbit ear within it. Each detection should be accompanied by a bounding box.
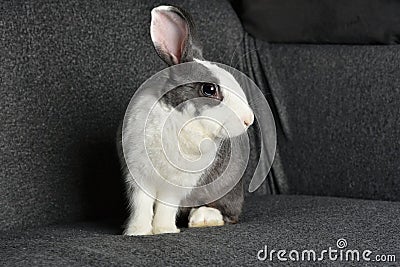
[150,6,196,65]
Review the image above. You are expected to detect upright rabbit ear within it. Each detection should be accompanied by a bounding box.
[150,5,200,65]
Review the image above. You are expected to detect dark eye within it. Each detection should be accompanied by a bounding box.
[201,83,222,100]
[201,83,217,96]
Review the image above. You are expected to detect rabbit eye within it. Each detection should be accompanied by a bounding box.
[200,83,222,100]
[201,83,217,96]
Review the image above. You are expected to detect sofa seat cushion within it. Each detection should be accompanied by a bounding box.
[1,195,399,266]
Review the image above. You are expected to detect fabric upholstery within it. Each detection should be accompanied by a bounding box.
[1,1,399,265]
[1,195,399,266]
[241,35,400,201]
[229,0,400,44]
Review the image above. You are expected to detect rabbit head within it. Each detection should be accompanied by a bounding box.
[150,5,254,141]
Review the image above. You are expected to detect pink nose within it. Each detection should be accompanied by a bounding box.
[243,113,254,127]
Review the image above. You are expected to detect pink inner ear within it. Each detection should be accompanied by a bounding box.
[151,8,188,64]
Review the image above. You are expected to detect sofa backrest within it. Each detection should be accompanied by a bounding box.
[0,0,244,231]
[242,36,400,201]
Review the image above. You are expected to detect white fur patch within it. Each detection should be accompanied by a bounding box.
[188,206,224,228]
[124,227,153,236]
[194,59,254,133]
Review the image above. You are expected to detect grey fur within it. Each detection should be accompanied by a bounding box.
[159,62,221,111]
[201,138,244,223]
[178,135,246,225]
[160,82,222,112]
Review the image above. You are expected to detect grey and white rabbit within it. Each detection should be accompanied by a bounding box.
[119,5,254,235]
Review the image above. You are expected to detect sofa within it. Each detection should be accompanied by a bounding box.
[1,0,399,265]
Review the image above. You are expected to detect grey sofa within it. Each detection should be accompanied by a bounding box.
[1,0,399,266]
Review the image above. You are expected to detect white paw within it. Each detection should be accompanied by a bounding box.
[152,225,180,235]
[124,226,153,236]
[188,206,224,228]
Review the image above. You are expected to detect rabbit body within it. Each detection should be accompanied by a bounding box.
[119,5,254,235]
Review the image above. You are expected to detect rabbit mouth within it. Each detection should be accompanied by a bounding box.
[219,122,249,139]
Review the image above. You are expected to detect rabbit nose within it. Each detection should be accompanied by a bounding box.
[243,113,254,127]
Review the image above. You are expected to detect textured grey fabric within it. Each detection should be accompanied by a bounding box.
[229,0,400,44]
[2,6,399,267]
[0,0,245,230]
[1,195,399,266]
[241,35,400,201]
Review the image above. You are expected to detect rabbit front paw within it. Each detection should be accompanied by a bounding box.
[124,226,153,236]
[152,225,180,235]
[188,206,224,228]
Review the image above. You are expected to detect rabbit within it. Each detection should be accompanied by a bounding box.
[119,5,254,236]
